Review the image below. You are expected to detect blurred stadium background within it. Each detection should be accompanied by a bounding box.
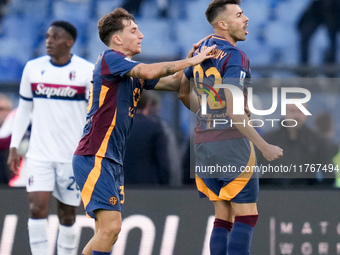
[1,0,340,254]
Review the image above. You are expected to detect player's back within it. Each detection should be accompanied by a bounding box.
[185,35,251,143]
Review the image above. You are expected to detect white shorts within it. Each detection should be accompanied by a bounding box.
[26,158,81,207]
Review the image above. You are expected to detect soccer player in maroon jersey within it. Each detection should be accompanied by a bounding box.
[179,0,283,254]
[72,8,216,255]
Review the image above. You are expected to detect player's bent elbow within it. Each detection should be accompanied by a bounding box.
[177,90,187,101]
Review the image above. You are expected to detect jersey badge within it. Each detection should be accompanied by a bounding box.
[239,71,246,87]
[124,57,137,63]
[140,79,145,88]
[69,71,76,81]
[109,196,118,206]
[28,175,34,186]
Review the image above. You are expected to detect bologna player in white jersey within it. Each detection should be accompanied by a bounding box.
[8,21,94,255]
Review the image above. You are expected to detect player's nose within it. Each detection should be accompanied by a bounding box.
[244,15,249,22]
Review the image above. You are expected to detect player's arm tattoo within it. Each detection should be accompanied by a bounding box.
[130,66,141,77]
[161,64,176,76]
[129,64,175,78]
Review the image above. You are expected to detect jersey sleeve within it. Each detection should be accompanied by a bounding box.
[184,66,194,80]
[19,62,34,100]
[143,79,160,90]
[10,99,32,148]
[222,50,247,90]
[85,63,95,100]
[104,51,140,77]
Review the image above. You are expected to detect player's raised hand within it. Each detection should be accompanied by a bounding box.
[261,144,283,162]
[7,147,21,175]
[190,44,216,66]
[187,34,213,58]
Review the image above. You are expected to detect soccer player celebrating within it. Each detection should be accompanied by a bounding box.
[7,21,94,254]
[72,8,216,255]
[179,0,283,254]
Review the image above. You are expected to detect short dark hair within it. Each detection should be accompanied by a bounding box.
[205,0,241,24]
[98,8,135,46]
[51,21,77,41]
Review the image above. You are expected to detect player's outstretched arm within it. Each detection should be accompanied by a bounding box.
[152,35,214,91]
[126,45,216,80]
[224,87,283,162]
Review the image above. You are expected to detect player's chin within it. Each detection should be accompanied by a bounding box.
[46,49,54,56]
[238,36,246,42]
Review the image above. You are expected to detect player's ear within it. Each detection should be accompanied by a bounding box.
[66,39,74,48]
[112,34,122,46]
[218,20,228,31]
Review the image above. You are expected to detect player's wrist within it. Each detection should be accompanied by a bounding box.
[188,56,199,66]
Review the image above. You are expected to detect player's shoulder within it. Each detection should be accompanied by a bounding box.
[223,45,248,67]
[103,49,140,67]
[208,36,246,58]
[71,54,95,69]
[103,49,124,59]
[26,55,50,66]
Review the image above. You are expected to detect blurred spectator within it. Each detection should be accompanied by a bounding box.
[122,0,145,17]
[124,91,171,185]
[0,106,29,187]
[156,0,169,18]
[0,93,12,127]
[181,134,195,185]
[0,0,10,34]
[332,147,340,188]
[313,111,336,140]
[313,111,340,188]
[122,0,169,18]
[297,0,340,65]
[0,93,13,184]
[148,91,182,185]
[258,104,337,186]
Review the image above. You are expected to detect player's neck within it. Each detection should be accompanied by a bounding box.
[214,30,236,47]
[50,53,72,66]
[110,46,134,59]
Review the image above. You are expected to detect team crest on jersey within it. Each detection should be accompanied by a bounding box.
[69,71,76,81]
[28,175,34,186]
[239,71,246,87]
[129,88,141,118]
[124,57,137,63]
[109,196,118,206]
[140,79,145,88]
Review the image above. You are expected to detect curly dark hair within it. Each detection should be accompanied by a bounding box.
[98,8,135,46]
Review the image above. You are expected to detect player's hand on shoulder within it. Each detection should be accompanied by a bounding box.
[187,34,213,58]
[261,144,283,162]
[190,44,216,65]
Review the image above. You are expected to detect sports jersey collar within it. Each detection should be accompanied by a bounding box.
[49,54,73,67]
[111,49,126,57]
[212,35,232,43]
